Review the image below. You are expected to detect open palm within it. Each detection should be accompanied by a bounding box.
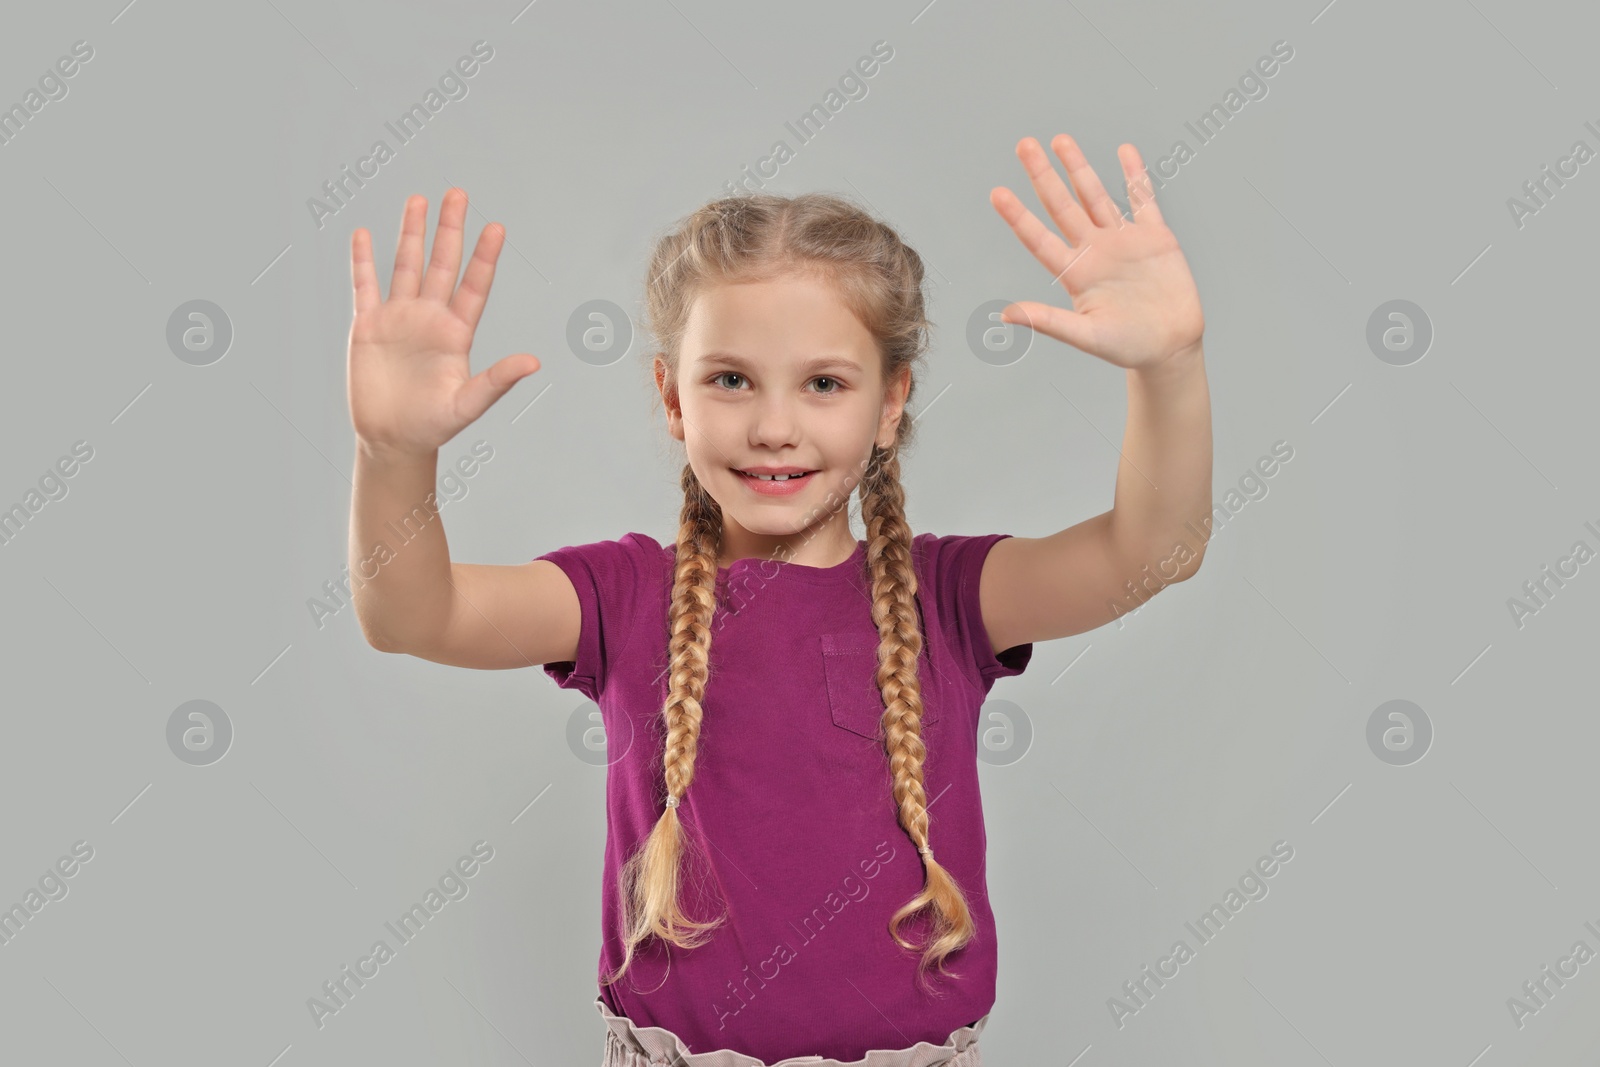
[348,189,540,457]
[990,135,1204,371]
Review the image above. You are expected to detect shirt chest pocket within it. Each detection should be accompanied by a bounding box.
[820,632,940,740]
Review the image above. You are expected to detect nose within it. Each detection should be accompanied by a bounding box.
[747,391,802,450]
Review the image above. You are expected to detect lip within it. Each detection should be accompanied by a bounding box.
[733,467,817,496]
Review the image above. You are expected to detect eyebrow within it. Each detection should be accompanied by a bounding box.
[697,352,863,374]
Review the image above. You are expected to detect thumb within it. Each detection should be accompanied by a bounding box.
[457,353,541,423]
[1002,302,1095,355]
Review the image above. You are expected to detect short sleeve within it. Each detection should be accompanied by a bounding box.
[532,532,661,701]
[913,532,1033,693]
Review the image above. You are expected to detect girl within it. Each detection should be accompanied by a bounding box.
[345,133,1210,1065]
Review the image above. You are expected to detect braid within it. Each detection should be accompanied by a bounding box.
[601,463,727,988]
[862,443,976,992]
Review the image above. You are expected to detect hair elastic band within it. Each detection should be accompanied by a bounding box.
[918,845,932,856]
[665,795,679,809]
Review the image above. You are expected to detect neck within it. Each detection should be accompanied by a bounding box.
[716,514,856,569]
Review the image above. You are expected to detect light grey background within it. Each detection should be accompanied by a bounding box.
[2,0,1597,1064]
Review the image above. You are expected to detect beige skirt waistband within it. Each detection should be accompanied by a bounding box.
[594,997,989,1067]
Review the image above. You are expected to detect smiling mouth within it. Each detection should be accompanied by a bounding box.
[736,470,818,482]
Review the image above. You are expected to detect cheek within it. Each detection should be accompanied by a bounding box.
[682,417,739,470]
[826,401,881,449]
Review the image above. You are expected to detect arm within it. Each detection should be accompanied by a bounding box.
[345,188,570,667]
[348,441,449,653]
[979,134,1212,653]
[349,441,580,669]
[982,346,1211,651]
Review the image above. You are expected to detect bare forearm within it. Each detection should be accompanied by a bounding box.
[348,440,454,650]
[1107,341,1213,579]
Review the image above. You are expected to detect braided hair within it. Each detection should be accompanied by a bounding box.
[603,193,973,996]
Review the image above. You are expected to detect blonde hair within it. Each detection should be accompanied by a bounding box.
[603,193,973,996]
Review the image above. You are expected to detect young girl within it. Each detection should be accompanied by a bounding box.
[345,133,1210,1065]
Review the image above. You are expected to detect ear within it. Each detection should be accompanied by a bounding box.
[654,354,685,442]
[875,364,910,450]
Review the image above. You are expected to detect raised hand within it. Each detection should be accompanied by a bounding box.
[347,189,539,458]
[990,135,1204,371]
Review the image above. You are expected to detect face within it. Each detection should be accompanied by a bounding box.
[655,272,910,562]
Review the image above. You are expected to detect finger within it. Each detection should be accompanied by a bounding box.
[1001,300,1096,353]
[1119,143,1165,227]
[1051,134,1123,230]
[455,353,542,425]
[389,194,428,301]
[1015,137,1093,247]
[450,220,507,332]
[421,188,468,303]
[351,228,380,317]
[989,186,1078,286]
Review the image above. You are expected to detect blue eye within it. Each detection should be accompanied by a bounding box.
[709,372,842,393]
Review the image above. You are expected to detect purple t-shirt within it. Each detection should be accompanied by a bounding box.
[535,531,1032,1061]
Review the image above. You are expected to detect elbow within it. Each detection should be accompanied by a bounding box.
[354,610,407,655]
[1134,548,1204,589]
[360,625,401,654]
[1114,522,1207,590]
[1166,549,1206,584]
[351,589,412,654]
[1142,542,1205,586]
[1175,547,1207,582]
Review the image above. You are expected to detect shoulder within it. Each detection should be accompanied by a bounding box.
[533,531,670,602]
[910,531,1014,583]
[536,531,665,569]
[533,532,668,700]
[910,531,1032,687]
